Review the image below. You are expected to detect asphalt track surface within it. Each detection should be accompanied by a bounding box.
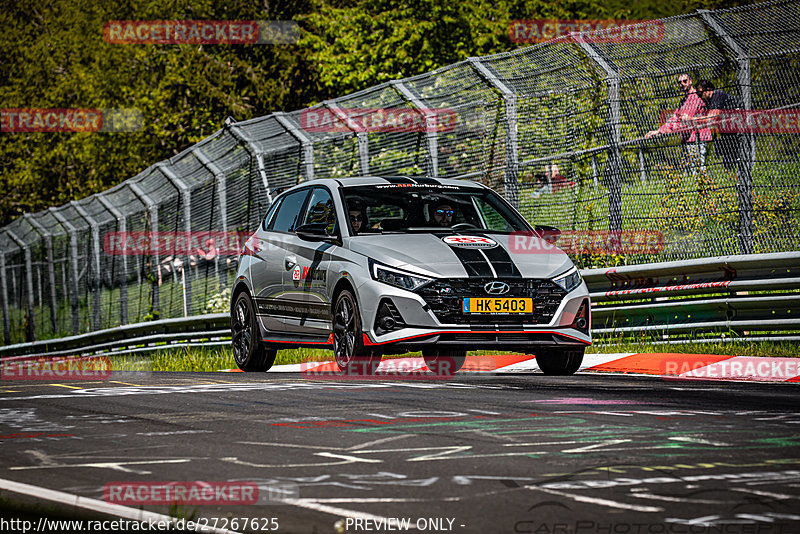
[1,371,799,534]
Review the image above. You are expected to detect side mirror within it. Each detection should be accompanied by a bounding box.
[295,223,340,245]
[534,225,561,244]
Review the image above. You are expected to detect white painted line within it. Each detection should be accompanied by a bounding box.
[282,498,417,529]
[526,485,664,512]
[0,476,241,534]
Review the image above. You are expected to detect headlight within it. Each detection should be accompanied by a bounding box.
[370,260,433,291]
[553,266,582,293]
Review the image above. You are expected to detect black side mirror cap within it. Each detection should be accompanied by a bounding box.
[534,225,561,244]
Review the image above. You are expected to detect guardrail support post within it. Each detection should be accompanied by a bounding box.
[575,39,623,233]
[24,214,58,336]
[699,10,754,255]
[274,112,315,182]
[393,81,439,178]
[49,209,81,335]
[468,58,519,208]
[96,195,128,325]
[5,230,35,341]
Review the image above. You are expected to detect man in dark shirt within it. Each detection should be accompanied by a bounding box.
[697,80,741,172]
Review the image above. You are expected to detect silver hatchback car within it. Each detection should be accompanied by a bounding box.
[231,176,590,375]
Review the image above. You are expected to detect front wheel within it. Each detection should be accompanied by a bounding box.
[231,292,277,372]
[423,349,466,375]
[332,289,382,374]
[536,348,584,376]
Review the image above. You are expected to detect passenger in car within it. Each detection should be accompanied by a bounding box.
[348,206,364,234]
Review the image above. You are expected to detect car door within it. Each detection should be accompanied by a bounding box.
[250,187,311,334]
[280,186,339,336]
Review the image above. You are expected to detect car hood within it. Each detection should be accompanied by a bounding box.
[347,233,573,279]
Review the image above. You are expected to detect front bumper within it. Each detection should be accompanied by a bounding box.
[354,276,591,353]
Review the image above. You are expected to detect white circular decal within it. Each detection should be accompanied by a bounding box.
[442,235,498,249]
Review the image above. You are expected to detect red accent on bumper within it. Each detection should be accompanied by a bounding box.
[362,330,591,346]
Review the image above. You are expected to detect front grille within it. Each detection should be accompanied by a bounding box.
[418,278,566,326]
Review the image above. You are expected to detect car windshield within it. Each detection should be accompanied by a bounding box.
[341,183,530,235]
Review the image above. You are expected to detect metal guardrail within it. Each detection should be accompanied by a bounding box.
[584,251,800,339]
[0,252,797,359]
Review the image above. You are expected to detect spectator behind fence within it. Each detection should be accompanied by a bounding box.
[645,73,711,175]
[529,163,574,198]
[696,80,741,173]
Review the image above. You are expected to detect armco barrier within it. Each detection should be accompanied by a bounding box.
[585,251,800,339]
[0,252,797,359]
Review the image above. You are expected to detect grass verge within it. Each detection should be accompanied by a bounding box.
[105,338,798,372]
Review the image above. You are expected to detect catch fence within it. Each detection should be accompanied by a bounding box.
[1,0,798,344]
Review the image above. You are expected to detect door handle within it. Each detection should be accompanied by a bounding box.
[285,256,297,270]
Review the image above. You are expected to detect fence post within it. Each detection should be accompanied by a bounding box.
[96,195,128,325]
[5,230,35,341]
[698,9,754,255]
[157,163,193,317]
[129,182,160,315]
[274,112,315,182]
[393,81,439,178]
[24,214,58,336]
[574,39,622,232]
[0,252,9,344]
[71,202,102,330]
[226,119,273,204]
[48,209,81,335]
[326,102,370,176]
[468,57,519,208]
[193,146,228,288]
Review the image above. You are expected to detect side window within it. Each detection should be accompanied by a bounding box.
[262,198,283,230]
[270,189,310,232]
[473,197,512,232]
[300,188,337,235]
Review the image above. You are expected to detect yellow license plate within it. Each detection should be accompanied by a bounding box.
[462,298,533,314]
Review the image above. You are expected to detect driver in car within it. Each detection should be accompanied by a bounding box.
[432,202,455,227]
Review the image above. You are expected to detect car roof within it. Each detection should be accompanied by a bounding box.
[276,176,487,197]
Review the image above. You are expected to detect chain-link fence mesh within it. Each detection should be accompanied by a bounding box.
[2,0,799,344]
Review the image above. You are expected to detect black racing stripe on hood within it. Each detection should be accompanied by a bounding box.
[482,242,523,278]
[447,246,494,277]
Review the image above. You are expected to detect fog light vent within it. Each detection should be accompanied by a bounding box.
[375,299,405,335]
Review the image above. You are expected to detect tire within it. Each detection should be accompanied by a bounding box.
[231,292,277,372]
[536,348,584,376]
[423,348,466,375]
[332,289,382,375]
